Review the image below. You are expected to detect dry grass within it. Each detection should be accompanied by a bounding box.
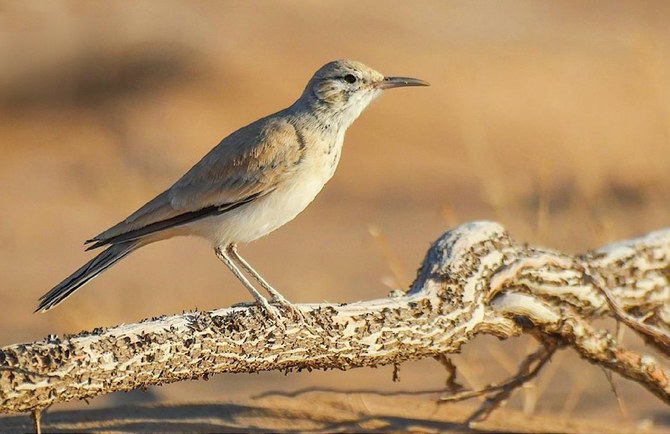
[1,1,669,430]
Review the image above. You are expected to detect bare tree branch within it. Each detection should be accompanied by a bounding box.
[1,221,669,418]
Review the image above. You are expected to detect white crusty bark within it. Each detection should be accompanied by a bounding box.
[0,221,668,414]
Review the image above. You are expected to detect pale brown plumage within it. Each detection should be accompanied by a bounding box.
[38,59,428,319]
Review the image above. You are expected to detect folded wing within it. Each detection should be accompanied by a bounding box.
[86,116,304,249]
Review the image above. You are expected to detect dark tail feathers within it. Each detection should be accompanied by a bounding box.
[36,241,140,312]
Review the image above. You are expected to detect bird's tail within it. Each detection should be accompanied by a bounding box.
[36,240,141,312]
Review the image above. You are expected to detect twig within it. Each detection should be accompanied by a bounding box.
[30,409,41,434]
[602,368,628,419]
[585,272,670,357]
[434,354,464,392]
[439,339,558,424]
[252,386,447,400]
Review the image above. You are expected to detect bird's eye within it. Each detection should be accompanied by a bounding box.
[343,74,357,84]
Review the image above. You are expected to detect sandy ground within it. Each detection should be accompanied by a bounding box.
[0,392,661,433]
[1,1,670,431]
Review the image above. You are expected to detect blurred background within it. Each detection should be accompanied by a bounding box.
[1,0,669,428]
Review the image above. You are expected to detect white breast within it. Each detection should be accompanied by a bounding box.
[188,139,343,246]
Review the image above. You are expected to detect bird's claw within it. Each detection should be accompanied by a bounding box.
[261,303,286,328]
[253,298,304,328]
[269,296,305,323]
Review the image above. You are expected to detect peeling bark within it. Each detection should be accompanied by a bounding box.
[1,221,669,415]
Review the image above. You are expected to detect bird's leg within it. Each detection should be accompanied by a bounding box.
[227,244,304,320]
[226,244,287,303]
[214,245,282,324]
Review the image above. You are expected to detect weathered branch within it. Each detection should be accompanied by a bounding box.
[1,221,669,416]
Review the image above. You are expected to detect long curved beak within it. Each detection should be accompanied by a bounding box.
[377,76,430,90]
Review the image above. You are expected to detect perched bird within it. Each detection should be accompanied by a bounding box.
[37,59,429,321]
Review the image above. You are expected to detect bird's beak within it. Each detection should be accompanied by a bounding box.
[376,76,430,90]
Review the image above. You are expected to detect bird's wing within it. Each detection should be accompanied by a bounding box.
[86,116,305,249]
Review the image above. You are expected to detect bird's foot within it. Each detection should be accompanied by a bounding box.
[269,294,305,323]
[249,294,305,328]
[262,304,286,327]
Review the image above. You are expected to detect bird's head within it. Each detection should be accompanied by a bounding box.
[299,59,429,128]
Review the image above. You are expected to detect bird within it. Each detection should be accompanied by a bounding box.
[36,59,429,322]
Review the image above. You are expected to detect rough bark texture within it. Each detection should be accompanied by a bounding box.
[1,221,669,414]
